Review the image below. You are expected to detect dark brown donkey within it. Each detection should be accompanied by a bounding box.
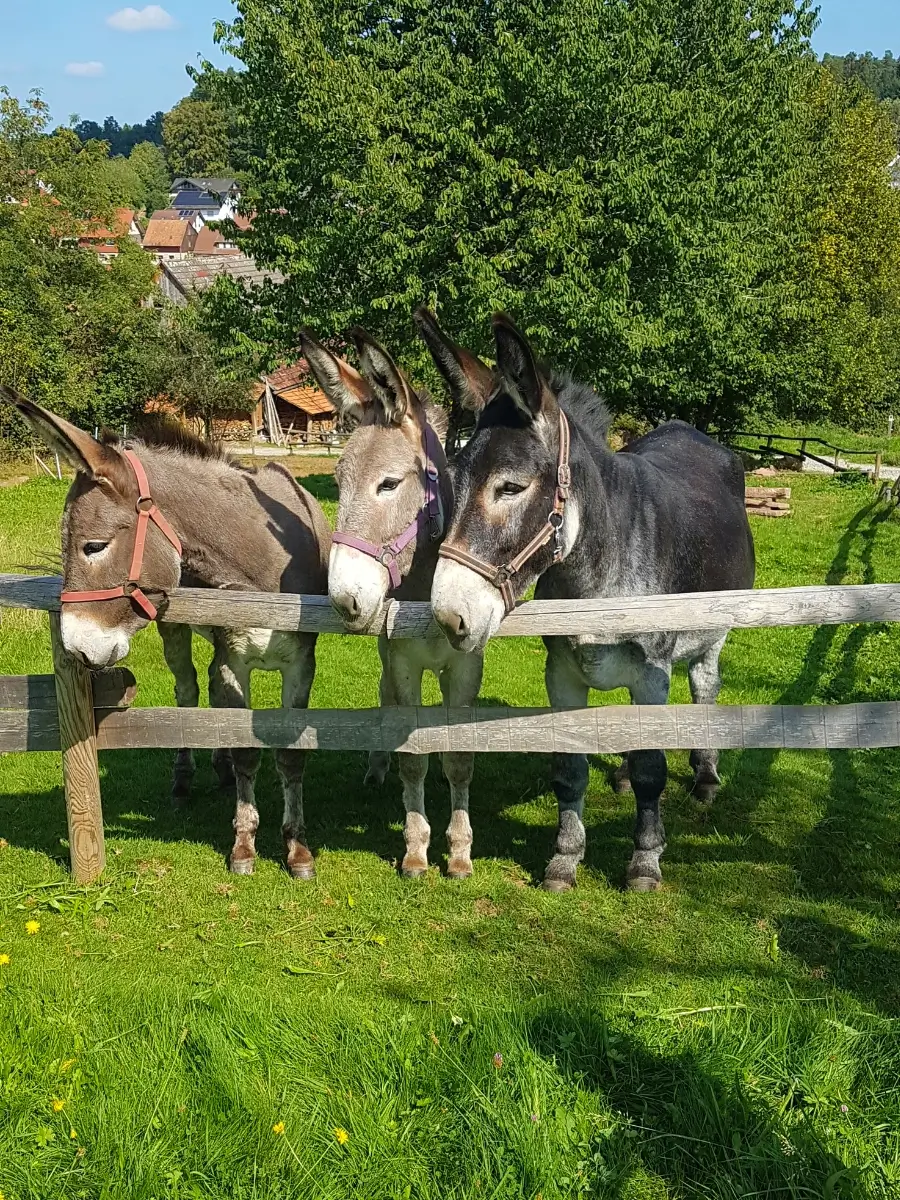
[4,388,331,879]
[298,330,484,878]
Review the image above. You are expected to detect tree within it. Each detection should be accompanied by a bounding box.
[163,98,229,177]
[129,141,170,213]
[770,71,900,427]
[209,0,818,429]
[73,111,164,156]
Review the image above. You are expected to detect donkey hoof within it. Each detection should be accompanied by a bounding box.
[446,862,473,881]
[288,862,316,881]
[542,875,575,893]
[229,856,255,876]
[627,874,662,892]
[401,862,428,879]
[692,783,719,806]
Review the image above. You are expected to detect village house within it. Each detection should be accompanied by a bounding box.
[78,207,142,262]
[142,216,198,261]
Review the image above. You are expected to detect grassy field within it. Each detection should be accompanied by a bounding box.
[0,467,899,1199]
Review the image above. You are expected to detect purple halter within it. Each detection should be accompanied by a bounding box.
[331,422,444,591]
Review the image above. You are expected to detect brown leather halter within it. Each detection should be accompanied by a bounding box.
[60,449,183,622]
[438,408,571,615]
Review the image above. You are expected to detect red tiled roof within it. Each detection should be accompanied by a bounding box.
[278,386,334,416]
[267,361,310,391]
[194,224,240,255]
[79,207,135,243]
[143,218,193,250]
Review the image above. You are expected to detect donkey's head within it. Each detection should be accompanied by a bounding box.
[422,315,571,652]
[2,389,182,668]
[299,329,447,632]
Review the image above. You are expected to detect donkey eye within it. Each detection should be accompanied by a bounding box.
[496,482,526,498]
[378,478,401,493]
[83,541,109,557]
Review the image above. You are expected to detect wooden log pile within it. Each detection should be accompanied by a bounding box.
[745,486,791,518]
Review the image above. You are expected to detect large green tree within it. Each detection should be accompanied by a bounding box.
[129,140,170,213]
[208,0,818,428]
[163,98,229,177]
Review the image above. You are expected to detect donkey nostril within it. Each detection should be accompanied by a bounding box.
[332,593,360,623]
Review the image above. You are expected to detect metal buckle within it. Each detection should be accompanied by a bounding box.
[377,547,396,567]
[494,565,511,586]
[136,496,154,513]
[557,464,571,490]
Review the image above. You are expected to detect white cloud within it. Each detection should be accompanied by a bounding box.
[106,5,177,32]
[65,62,105,77]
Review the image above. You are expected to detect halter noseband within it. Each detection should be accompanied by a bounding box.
[438,408,571,615]
[60,448,182,622]
[330,422,444,591]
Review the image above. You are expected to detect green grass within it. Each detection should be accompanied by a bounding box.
[1,469,899,1199]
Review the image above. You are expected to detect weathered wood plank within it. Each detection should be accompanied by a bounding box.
[6,575,900,640]
[5,701,900,754]
[745,486,791,499]
[87,702,900,752]
[48,613,106,883]
[0,669,136,712]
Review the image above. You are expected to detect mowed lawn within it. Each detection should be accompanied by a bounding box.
[0,467,899,1200]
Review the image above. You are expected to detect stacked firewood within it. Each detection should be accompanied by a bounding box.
[745,486,791,518]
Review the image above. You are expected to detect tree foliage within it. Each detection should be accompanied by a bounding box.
[163,98,230,177]
[210,0,827,429]
[73,112,165,156]
[129,141,171,213]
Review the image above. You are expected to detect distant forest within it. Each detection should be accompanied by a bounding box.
[823,52,900,146]
[72,112,164,158]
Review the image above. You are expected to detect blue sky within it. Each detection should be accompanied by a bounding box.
[0,1,896,128]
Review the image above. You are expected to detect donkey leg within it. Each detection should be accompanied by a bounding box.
[687,637,727,805]
[544,650,590,892]
[439,651,484,880]
[366,648,395,787]
[209,646,259,875]
[277,636,317,881]
[612,757,631,793]
[625,663,671,892]
[387,643,430,877]
[158,622,198,807]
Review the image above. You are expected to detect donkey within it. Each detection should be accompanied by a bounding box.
[3,388,331,879]
[298,328,484,879]
[420,315,755,892]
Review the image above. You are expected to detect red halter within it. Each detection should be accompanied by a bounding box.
[60,448,182,622]
[330,422,444,591]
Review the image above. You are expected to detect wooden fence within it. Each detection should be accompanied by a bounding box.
[3,572,900,884]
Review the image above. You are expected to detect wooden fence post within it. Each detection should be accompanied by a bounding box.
[48,612,106,883]
[874,452,882,483]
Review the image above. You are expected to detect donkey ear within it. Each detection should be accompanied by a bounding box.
[412,306,495,411]
[349,327,418,426]
[1,386,129,487]
[492,314,552,420]
[298,330,373,426]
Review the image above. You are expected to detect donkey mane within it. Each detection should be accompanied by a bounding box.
[551,372,612,452]
[420,393,449,443]
[101,418,237,466]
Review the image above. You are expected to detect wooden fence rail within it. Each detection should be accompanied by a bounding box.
[4,574,900,638]
[2,572,900,882]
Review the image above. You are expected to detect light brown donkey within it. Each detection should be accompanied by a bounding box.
[298,329,484,878]
[3,388,331,879]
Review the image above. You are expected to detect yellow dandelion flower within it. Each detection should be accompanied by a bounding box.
[0,953,10,967]
[272,1121,285,1135]
[52,1097,66,1113]
[25,919,40,936]
[60,1059,76,1073]
[70,1128,77,1140]
[334,1126,349,1146]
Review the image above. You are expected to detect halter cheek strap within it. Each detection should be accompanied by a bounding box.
[330,422,444,591]
[60,448,182,622]
[438,409,571,616]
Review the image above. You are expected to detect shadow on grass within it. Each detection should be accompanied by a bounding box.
[298,472,339,504]
[525,1007,861,1199]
